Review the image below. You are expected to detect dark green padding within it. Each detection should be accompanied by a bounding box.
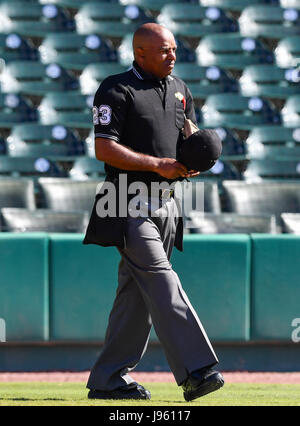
[251,234,300,341]
[49,234,120,341]
[0,233,49,341]
[171,234,251,341]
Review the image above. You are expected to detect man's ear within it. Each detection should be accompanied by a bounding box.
[135,46,145,59]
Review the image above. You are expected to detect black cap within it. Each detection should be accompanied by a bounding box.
[179,128,222,172]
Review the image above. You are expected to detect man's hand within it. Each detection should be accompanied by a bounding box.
[154,158,200,179]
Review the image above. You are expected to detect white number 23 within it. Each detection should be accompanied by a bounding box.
[93,105,112,125]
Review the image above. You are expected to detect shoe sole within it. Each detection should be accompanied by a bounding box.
[183,373,224,402]
[88,390,151,400]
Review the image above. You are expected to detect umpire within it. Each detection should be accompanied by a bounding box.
[84,23,224,402]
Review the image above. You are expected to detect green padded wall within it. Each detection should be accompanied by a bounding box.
[171,234,251,341]
[251,234,300,341]
[0,233,49,341]
[49,234,120,340]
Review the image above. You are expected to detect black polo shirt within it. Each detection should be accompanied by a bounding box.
[92,61,196,184]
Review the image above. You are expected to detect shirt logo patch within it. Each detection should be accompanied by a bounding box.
[93,105,112,125]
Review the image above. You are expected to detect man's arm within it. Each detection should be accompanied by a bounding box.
[95,137,198,180]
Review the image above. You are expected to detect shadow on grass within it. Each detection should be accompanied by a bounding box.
[0,398,65,402]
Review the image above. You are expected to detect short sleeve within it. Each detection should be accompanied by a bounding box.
[92,78,128,142]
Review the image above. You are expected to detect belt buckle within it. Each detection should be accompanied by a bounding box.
[160,189,174,200]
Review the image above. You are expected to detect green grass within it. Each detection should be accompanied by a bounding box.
[0,382,300,406]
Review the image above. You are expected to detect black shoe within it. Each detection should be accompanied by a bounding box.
[182,367,224,402]
[88,382,151,400]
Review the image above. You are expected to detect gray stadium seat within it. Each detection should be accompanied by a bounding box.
[196,33,274,70]
[0,208,89,233]
[222,180,300,225]
[0,33,39,62]
[7,124,84,158]
[0,93,38,128]
[38,93,93,129]
[239,5,300,39]
[244,159,300,179]
[199,0,280,12]
[80,63,128,95]
[0,61,79,96]
[157,4,238,38]
[39,33,117,71]
[0,2,75,37]
[282,95,300,127]
[75,3,154,37]
[245,126,300,160]
[201,93,281,130]
[281,212,300,234]
[240,64,300,100]
[0,178,35,209]
[175,180,221,227]
[0,156,67,178]
[173,64,238,100]
[38,178,104,212]
[188,212,277,234]
[69,157,106,179]
[275,36,300,68]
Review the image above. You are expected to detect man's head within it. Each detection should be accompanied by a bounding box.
[133,23,177,80]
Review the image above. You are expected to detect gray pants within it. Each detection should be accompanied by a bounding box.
[87,197,218,391]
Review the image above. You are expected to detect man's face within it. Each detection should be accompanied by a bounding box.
[138,31,177,79]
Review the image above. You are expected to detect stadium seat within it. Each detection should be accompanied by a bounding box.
[38,177,103,212]
[239,5,300,39]
[199,0,280,12]
[173,64,238,100]
[275,36,300,68]
[175,180,222,226]
[222,180,300,224]
[7,124,84,158]
[120,0,185,13]
[0,156,67,178]
[157,4,238,38]
[0,93,38,128]
[69,157,106,179]
[0,33,39,62]
[244,158,300,179]
[0,208,89,233]
[0,2,75,37]
[79,63,128,94]
[280,0,300,9]
[118,34,196,67]
[0,178,35,209]
[209,127,246,159]
[201,93,281,129]
[240,64,300,99]
[188,212,277,234]
[245,126,300,159]
[40,0,118,10]
[196,33,274,70]
[0,61,79,96]
[38,93,93,129]
[75,3,154,37]
[281,213,300,234]
[198,160,241,180]
[39,33,117,71]
[281,95,300,127]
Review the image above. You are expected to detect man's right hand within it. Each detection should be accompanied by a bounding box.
[154,158,189,179]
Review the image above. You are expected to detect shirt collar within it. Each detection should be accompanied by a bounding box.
[132,61,172,84]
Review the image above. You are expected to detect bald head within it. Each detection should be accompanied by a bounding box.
[132,23,177,79]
